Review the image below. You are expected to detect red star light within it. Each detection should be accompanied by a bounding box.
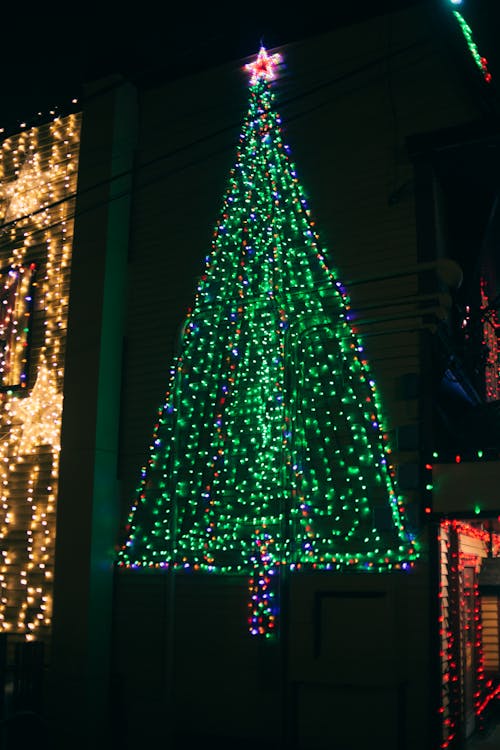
[245,46,282,85]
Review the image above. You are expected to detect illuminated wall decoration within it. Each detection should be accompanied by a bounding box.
[438,520,500,748]
[448,2,492,83]
[118,47,418,637]
[480,277,500,402]
[0,113,81,642]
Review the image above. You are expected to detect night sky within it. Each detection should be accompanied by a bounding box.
[1,1,426,133]
[1,0,498,135]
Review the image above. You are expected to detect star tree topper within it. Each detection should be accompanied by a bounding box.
[245,46,282,85]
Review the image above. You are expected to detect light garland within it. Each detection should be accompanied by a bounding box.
[480,277,500,402]
[438,520,500,747]
[118,47,419,637]
[449,5,492,83]
[0,113,81,641]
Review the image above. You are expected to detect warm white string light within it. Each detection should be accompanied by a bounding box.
[0,113,81,641]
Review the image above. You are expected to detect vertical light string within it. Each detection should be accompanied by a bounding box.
[0,113,81,641]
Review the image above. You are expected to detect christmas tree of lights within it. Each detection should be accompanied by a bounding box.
[118,47,419,636]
